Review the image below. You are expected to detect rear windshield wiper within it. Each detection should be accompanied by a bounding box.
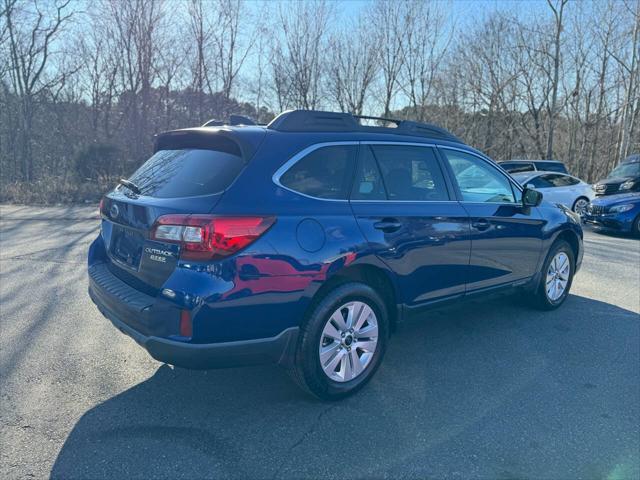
[118,178,142,195]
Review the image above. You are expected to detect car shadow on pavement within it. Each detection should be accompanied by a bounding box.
[583,224,639,241]
[51,293,639,480]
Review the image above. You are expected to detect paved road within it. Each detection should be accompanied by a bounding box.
[1,205,638,480]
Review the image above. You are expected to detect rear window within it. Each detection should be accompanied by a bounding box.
[500,162,535,173]
[279,145,357,199]
[124,149,244,198]
[535,162,567,173]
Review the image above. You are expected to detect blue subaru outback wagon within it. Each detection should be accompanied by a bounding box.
[89,110,583,399]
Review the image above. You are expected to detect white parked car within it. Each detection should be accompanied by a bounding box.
[511,171,595,214]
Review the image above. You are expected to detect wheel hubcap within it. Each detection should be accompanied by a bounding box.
[319,301,379,382]
[546,252,570,301]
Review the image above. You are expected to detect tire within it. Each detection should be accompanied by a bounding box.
[572,197,589,215]
[632,215,640,238]
[288,282,389,400]
[530,239,575,310]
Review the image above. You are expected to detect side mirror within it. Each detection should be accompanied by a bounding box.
[522,187,543,207]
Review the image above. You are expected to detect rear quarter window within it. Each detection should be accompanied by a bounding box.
[125,149,244,198]
[278,145,357,199]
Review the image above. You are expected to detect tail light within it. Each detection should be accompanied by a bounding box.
[150,215,276,261]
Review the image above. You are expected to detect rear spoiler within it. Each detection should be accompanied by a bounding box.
[153,127,265,162]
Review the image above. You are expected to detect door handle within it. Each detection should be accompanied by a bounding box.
[373,218,402,233]
[471,218,491,231]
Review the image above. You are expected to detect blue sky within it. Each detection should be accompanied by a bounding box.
[335,0,552,25]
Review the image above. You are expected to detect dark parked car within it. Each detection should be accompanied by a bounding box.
[592,154,640,196]
[583,192,640,236]
[498,159,569,174]
[88,110,584,399]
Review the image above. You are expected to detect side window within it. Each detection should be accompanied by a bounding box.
[544,174,577,187]
[351,146,387,200]
[528,175,554,188]
[554,174,578,186]
[564,176,580,186]
[442,149,516,203]
[370,145,450,201]
[279,145,356,199]
[542,174,561,187]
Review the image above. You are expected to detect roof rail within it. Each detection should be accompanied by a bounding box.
[202,114,257,127]
[267,110,461,142]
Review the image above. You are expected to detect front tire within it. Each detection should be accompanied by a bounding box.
[530,239,575,310]
[289,282,389,400]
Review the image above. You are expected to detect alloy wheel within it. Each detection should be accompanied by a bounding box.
[546,252,570,302]
[573,198,589,215]
[318,301,379,382]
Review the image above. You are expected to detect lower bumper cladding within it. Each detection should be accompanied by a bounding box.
[106,309,299,369]
[88,263,299,369]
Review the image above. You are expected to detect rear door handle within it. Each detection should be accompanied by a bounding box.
[373,218,402,233]
[471,218,490,231]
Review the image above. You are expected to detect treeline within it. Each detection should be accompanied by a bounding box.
[0,0,638,204]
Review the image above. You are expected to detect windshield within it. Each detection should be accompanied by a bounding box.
[608,162,640,178]
[124,149,244,198]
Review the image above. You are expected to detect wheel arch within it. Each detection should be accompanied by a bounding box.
[304,263,400,332]
[554,228,581,262]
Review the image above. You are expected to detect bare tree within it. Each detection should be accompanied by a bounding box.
[369,0,406,118]
[214,0,253,107]
[454,13,521,156]
[4,0,73,181]
[560,2,593,177]
[272,0,331,110]
[187,0,215,123]
[75,10,120,139]
[545,0,569,159]
[100,0,166,161]
[400,1,451,122]
[613,0,640,162]
[514,18,554,159]
[327,19,378,115]
[2,0,639,202]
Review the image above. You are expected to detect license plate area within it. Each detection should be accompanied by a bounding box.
[110,225,145,270]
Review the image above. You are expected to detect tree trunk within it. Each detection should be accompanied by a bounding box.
[545,0,567,160]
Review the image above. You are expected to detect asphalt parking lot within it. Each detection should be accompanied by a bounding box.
[1,205,638,480]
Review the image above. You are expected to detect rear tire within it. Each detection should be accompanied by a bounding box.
[530,239,575,310]
[288,282,389,400]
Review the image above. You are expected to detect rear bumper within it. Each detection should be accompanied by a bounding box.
[88,262,299,369]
